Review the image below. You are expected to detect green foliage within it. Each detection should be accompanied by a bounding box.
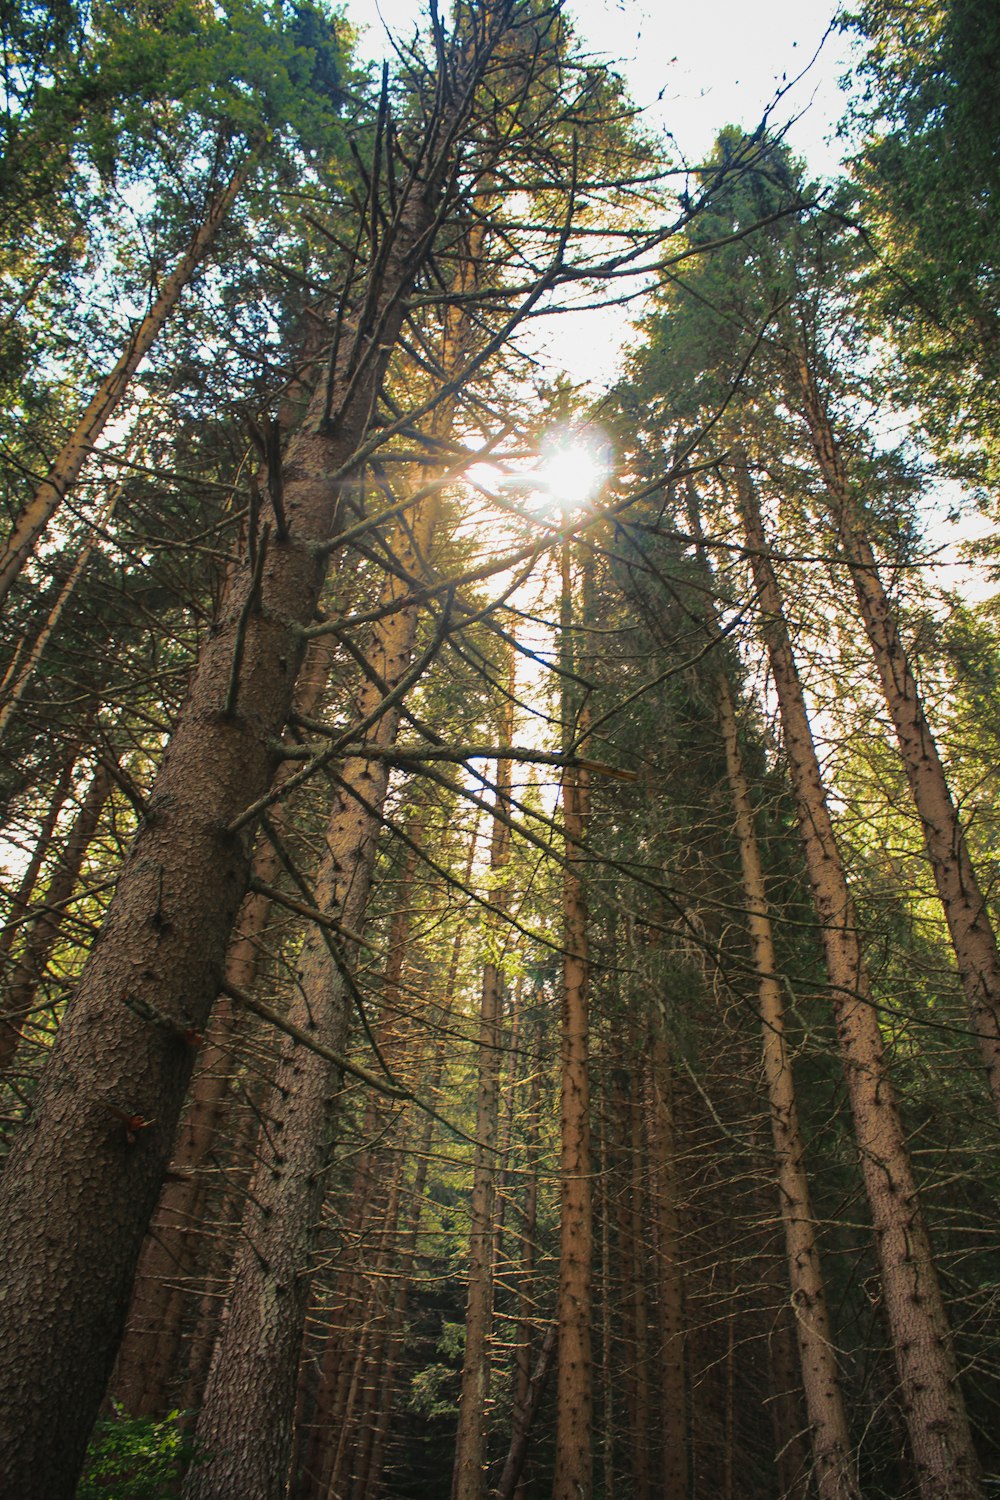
[845,0,1000,480]
[77,1406,198,1499]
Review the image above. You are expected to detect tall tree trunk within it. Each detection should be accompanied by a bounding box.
[185,496,443,1498]
[647,1013,687,1500]
[793,351,1000,1121]
[1,759,111,1076]
[112,635,340,1418]
[734,451,982,1500]
[0,153,254,609]
[554,540,593,1500]
[596,1100,617,1500]
[0,14,527,1476]
[712,645,858,1499]
[0,20,514,1480]
[452,670,515,1500]
[297,818,424,1499]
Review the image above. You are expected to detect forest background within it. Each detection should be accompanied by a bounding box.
[1,1,999,1498]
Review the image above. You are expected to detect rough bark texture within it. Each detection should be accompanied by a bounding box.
[736,453,982,1500]
[0,154,253,608]
[0,71,479,1487]
[496,1322,557,1500]
[794,352,1000,1121]
[112,636,339,1417]
[714,662,859,1500]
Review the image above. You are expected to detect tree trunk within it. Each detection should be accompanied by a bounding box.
[0,43,495,1480]
[0,478,123,741]
[713,649,858,1500]
[495,1322,557,1500]
[0,749,79,977]
[452,681,514,1500]
[554,541,593,1500]
[184,491,443,1497]
[734,451,982,1500]
[794,351,1000,1122]
[1,759,111,1076]
[0,153,254,609]
[111,635,340,1418]
[647,1016,687,1500]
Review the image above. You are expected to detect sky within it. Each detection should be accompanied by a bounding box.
[343,0,856,179]
[340,0,856,391]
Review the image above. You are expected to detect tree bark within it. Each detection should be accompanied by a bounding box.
[495,1322,557,1500]
[111,635,340,1418]
[452,679,514,1500]
[554,541,593,1500]
[646,1019,688,1500]
[184,495,443,1498]
[734,451,982,1500]
[713,652,859,1500]
[793,350,1000,1122]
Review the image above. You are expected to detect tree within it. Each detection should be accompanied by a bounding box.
[0,8,537,1490]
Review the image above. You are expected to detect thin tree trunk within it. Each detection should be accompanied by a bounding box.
[0,153,254,608]
[510,1012,543,1500]
[0,478,123,741]
[495,1322,557,1500]
[794,352,1000,1121]
[309,838,477,1500]
[766,1296,811,1500]
[452,671,515,1500]
[0,30,505,1482]
[0,749,79,977]
[735,451,982,1500]
[626,1058,652,1500]
[554,540,593,1500]
[597,1101,617,1500]
[297,818,424,1499]
[1,759,111,1076]
[647,1015,687,1500]
[712,650,858,1499]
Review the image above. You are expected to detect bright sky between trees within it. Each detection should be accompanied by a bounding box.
[344,0,854,178]
[341,0,854,392]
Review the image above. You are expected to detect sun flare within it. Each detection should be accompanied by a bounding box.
[533,428,610,512]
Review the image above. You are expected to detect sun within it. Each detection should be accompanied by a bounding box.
[533,427,610,513]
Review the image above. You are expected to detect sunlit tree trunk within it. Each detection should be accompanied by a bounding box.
[1,759,111,1076]
[734,450,982,1500]
[793,349,1000,1121]
[710,633,858,1499]
[452,664,515,1500]
[554,540,593,1500]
